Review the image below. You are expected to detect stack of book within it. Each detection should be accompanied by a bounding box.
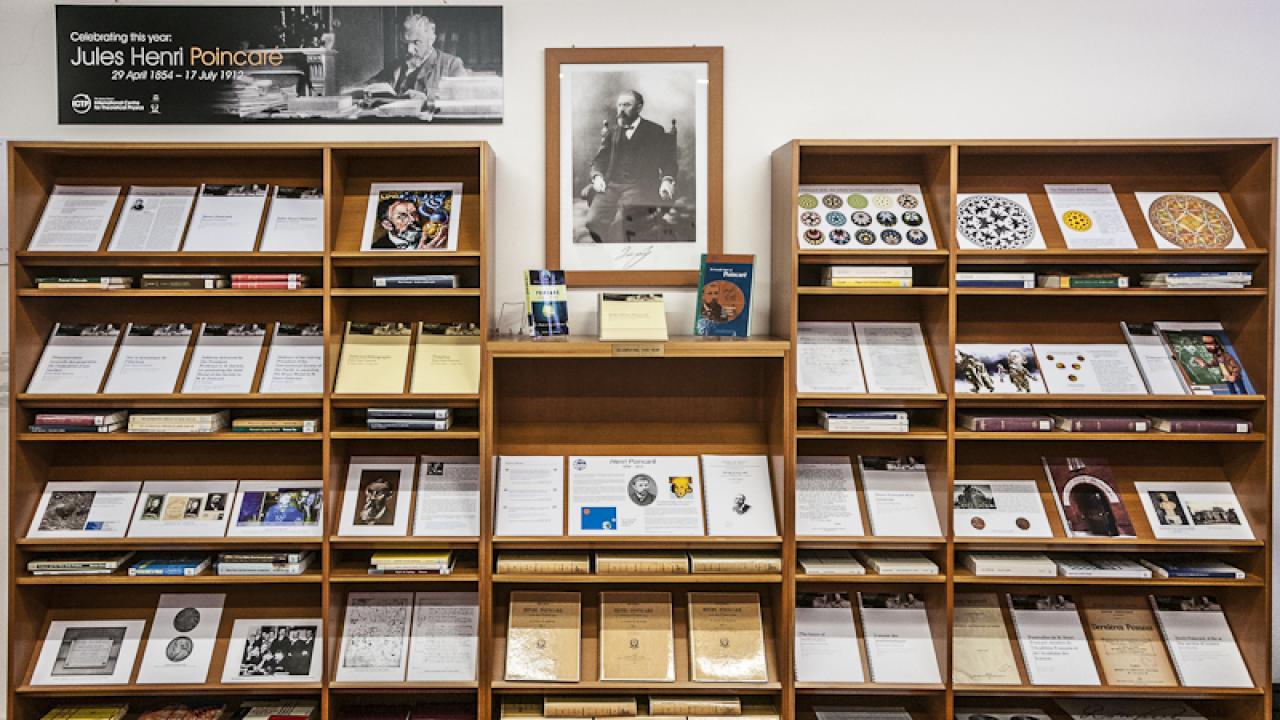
[137,706,227,720]
[128,411,230,434]
[28,410,128,434]
[961,552,1058,577]
[1140,557,1246,579]
[231,417,319,434]
[367,407,453,432]
[955,271,1034,288]
[235,701,318,720]
[1139,271,1253,289]
[855,550,939,575]
[372,273,460,288]
[216,550,314,576]
[1037,270,1129,289]
[230,273,309,290]
[40,705,131,720]
[959,552,1246,579]
[594,551,689,575]
[128,554,213,577]
[688,551,782,574]
[821,265,912,288]
[27,551,136,576]
[141,273,229,289]
[369,550,456,575]
[496,551,592,575]
[34,275,133,290]
[959,413,1053,432]
[1052,554,1151,578]
[817,408,909,433]
[798,549,866,575]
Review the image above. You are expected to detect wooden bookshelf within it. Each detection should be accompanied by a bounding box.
[771,139,1275,720]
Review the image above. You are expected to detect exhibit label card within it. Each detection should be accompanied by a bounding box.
[335,591,413,682]
[28,185,121,251]
[796,457,864,536]
[340,456,415,537]
[129,480,237,538]
[953,480,1053,538]
[260,187,324,252]
[414,456,481,537]
[568,456,704,536]
[1033,344,1147,394]
[227,480,323,537]
[1045,184,1137,249]
[494,456,565,536]
[102,323,193,394]
[32,619,146,685]
[407,591,479,681]
[28,480,141,539]
[701,455,777,536]
[796,184,937,250]
[855,322,937,394]
[107,186,197,251]
[137,593,226,684]
[797,321,865,394]
[259,323,324,394]
[182,323,267,394]
[1135,481,1254,540]
[182,183,269,252]
[794,592,863,683]
[27,323,120,394]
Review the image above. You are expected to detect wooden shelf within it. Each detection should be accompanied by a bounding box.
[18,289,324,298]
[953,430,1266,442]
[16,393,323,408]
[952,568,1264,588]
[956,287,1267,297]
[16,251,326,267]
[951,684,1265,698]
[493,536,784,550]
[327,536,480,550]
[328,681,480,692]
[796,573,947,584]
[329,288,480,297]
[955,248,1271,264]
[17,537,323,550]
[797,250,950,265]
[796,422,948,441]
[798,287,949,296]
[329,250,481,267]
[952,537,1265,552]
[488,680,784,692]
[955,394,1266,407]
[18,431,322,442]
[488,335,790,358]
[329,422,481,440]
[16,569,323,585]
[14,683,322,697]
[794,682,946,694]
[796,393,948,408]
[492,573,783,584]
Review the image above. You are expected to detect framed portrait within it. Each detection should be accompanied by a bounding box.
[546,47,723,286]
[361,183,463,251]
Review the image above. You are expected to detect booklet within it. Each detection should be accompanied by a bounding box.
[953,480,1053,538]
[27,323,121,393]
[952,592,1020,685]
[31,619,146,685]
[136,593,226,684]
[1136,191,1242,250]
[955,343,1047,394]
[340,456,416,537]
[409,322,481,394]
[129,480,237,537]
[1150,595,1252,688]
[259,186,324,252]
[335,591,414,682]
[1033,344,1147,394]
[797,321,865,394]
[701,454,777,536]
[259,323,324,394]
[181,323,267,394]
[107,186,197,251]
[857,592,941,684]
[227,480,323,537]
[855,322,937,394]
[28,480,141,539]
[795,592,863,682]
[568,456,704,536]
[1135,481,1253,540]
[413,456,480,537]
[28,185,121,251]
[333,322,413,394]
[955,193,1045,250]
[494,456,565,536]
[182,183,269,251]
[857,456,941,537]
[1041,457,1136,538]
[1044,183,1137,249]
[1007,594,1100,686]
[795,456,864,536]
[407,591,479,681]
[102,323,193,394]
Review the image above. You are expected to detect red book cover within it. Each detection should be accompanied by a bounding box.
[1041,456,1136,538]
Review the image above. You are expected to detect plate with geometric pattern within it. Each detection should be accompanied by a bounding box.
[1135,191,1241,250]
[955,193,1045,250]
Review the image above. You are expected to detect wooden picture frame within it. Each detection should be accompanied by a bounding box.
[545,46,724,287]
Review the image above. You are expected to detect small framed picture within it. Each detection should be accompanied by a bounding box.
[128,481,238,538]
[361,183,463,251]
[340,457,416,537]
[227,480,324,537]
[222,618,322,683]
[31,619,146,685]
[546,46,723,286]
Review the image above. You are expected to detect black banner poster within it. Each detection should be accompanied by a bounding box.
[56,5,503,124]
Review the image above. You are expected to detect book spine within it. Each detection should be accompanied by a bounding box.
[543,701,636,718]
[595,559,688,575]
[129,566,202,576]
[232,274,308,281]
[217,565,305,575]
[219,553,305,563]
[366,409,451,420]
[823,278,912,288]
[373,277,458,288]
[496,560,590,574]
[824,266,913,278]
[956,280,1035,288]
[1057,418,1149,432]
[28,425,121,433]
[232,426,311,433]
[232,281,307,289]
[1153,418,1251,433]
[962,417,1050,432]
[140,279,227,289]
[34,413,123,426]
[690,558,781,573]
[367,420,452,431]
[647,700,740,716]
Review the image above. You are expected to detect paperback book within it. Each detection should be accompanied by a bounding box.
[694,254,753,337]
[1041,457,1136,538]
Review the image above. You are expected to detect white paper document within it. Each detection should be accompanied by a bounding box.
[701,454,777,536]
[1045,184,1137,249]
[858,456,941,537]
[1055,698,1205,720]
[414,456,480,536]
[340,456,416,537]
[1008,595,1100,686]
[407,591,479,681]
[128,480,238,537]
[28,481,141,539]
[227,480,323,537]
[797,321,865,394]
[1033,344,1147,394]
[1121,322,1187,394]
[102,323,193,394]
[955,193,1045,250]
[259,323,324,394]
[221,618,322,683]
[1150,595,1251,688]
[260,186,324,252]
[137,593,226,684]
[795,592,863,682]
[1136,481,1254,540]
[28,185,120,251]
[32,620,146,685]
[857,592,941,684]
[336,591,413,682]
[568,456,704,536]
[182,184,269,252]
[108,186,197,251]
[855,322,937,394]
[494,456,565,536]
[796,457,863,536]
[953,480,1053,538]
[27,323,120,393]
[182,323,267,394]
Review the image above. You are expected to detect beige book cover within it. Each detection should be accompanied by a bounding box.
[505,591,581,682]
[595,551,689,575]
[952,592,1021,685]
[648,697,740,716]
[333,322,412,393]
[410,322,481,394]
[598,293,669,341]
[599,591,675,682]
[688,551,782,574]
[498,698,546,719]
[496,551,591,575]
[687,591,769,682]
[543,696,638,718]
[1084,595,1178,687]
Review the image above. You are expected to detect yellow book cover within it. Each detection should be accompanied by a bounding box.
[505,590,581,681]
[543,696,637,718]
[686,591,769,682]
[599,591,675,682]
[598,293,668,342]
[333,322,411,393]
[688,552,782,574]
[1084,595,1178,687]
[370,550,452,566]
[498,699,545,719]
[952,592,1021,685]
[827,278,912,288]
[410,322,480,394]
[496,551,591,575]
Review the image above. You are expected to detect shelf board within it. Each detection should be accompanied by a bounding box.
[796,423,947,441]
[794,682,946,695]
[15,683,321,697]
[495,421,769,455]
[329,250,481,267]
[492,573,782,584]
[19,431,321,442]
[330,423,481,440]
[17,537,322,550]
[953,569,1264,588]
[952,537,1265,552]
[492,536,783,550]
[797,250,950,265]
[330,394,480,409]
[18,289,323,298]
[955,248,1270,265]
[955,394,1266,408]
[327,536,480,550]
[952,684,1264,698]
[796,393,948,408]
[330,288,480,297]
[796,572,946,584]
[488,335,790,358]
[797,287,948,296]
[489,680,782,692]
[16,569,322,585]
[956,287,1267,297]
[796,536,947,550]
[328,681,479,692]
[16,251,325,268]
[329,569,480,584]
[16,393,323,409]
[954,430,1266,442]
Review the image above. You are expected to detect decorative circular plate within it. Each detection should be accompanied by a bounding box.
[855,229,876,246]
[906,229,929,245]
[822,194,843,209]
[902,210,924,227]
[800,211,822,227]
[848,194,869,209]
[880,229,903,245]
[957,195,1036,249]
[897,194,919,209]
[1147,194,1234,249]
[850,211,873,227]
[876,211,898,227]
[798,194,818,209]
[802,228,825,245]
[1061,209,1092,232]
[830,229,851,245]
[826,211,846,227]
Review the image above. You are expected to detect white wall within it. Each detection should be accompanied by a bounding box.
[2,0,1280,694]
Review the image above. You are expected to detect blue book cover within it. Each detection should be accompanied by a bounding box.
[695,254,754,337]
[525,270,569,337]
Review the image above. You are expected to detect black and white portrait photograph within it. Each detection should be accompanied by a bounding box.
[548,47,722,285]
[223,619,321,683]
[357,470,400,526]
[627,474,657,506]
